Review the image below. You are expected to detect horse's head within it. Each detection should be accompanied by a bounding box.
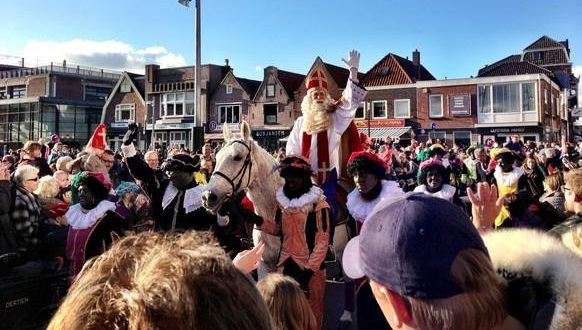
[202,121,256,212]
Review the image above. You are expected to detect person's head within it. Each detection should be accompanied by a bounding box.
[418,158,449,193]
[1,154,14,169]
[77,173,111,210]
[492,148,515,172]
[14,164,40,193]
[144,150,159,169]
[523,154,538,170]
[202,143,213,157]
[279,156,313,199]
[347,151,387,198]
[23,141,42,159]
[100,150,115,171]
[52,142,63,152]
[543,172,564,193]
[161,154,199,189]
[301,69,334,134]
[47,231,273,330]
[200,158,214,174]
[343,193,506,330]
[56,156,73,172]
[53,170,70,189]
[473,147,487,163]
[276,148,286,162]
[563,169,582,214]
[115,181,141,204]
[429,143,446,159]
[257,273,316,330]
[511,134,520,143]
[35,175,60,198]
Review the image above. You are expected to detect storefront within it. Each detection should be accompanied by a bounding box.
[476,125,544,145]
[252,127,291,152]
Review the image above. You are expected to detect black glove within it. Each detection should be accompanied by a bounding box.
[283,259,313,292]
[241,208,263,226]
[123,123,139,146]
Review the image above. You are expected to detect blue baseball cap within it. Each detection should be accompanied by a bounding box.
[343,193,488,299]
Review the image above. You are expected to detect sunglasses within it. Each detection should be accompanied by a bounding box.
[561,186,572,193]
[26,177,40,182]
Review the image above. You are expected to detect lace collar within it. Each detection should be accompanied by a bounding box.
[276,186,323,211]
[66,200,117,230]
[347,180,403,223]
[494,166,524,187]
[162,182,205,214]
[414,184,456,202]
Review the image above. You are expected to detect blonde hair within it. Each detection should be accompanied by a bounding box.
[56,156,73,172]
[544,172,564,192]
[48,231,273,330]
[404,249,507,330]
[257,273,317,330]
[35,175,60,198]
[564,168,582,198]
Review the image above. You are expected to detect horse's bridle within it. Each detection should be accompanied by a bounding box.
[211,139,253,198]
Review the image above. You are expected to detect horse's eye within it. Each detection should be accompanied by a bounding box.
[233,155,243,161]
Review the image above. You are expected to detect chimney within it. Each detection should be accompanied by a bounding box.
[412,49,421,80]
[225,59,229,67]
[412,49,420,66]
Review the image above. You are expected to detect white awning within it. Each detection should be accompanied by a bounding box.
[358,127,411,139]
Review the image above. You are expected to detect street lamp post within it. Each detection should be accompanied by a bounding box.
[178,0,203,151]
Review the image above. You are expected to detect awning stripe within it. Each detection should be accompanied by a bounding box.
[357,127,411,139]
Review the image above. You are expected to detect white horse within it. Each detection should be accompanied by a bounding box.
[202,121,282,278]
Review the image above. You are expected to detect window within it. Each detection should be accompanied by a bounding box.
[170,131,186,148]
[120,80,131,93]
[217,104,240,124]
[12,85,26,99]
[429,95,443,117]
[394,99,410,118]
[266,84,275,97]
[355,102,365,119]
[478,82,537,114]
[155,132,167,144]
[85,85,111,101]
[428,131,446,141]
[115,104,135,122]
[226,84,233,94]
[0,87,7,99]
[532,52,543,61]
[264,104,277,124]
[522,83,535,112]
[162,92,194,117]
[544,89,548,105]
[372,100,387,118]
[453,131,471,148]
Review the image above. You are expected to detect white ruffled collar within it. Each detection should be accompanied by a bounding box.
[276,186,323,211]
[66,200,117,230]
[494,166,524,187]
[347,180,404,223]
[162,182,205,214]
[414,184,457,202]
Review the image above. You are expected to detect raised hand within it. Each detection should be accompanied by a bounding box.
[467,182,504,230]
[233,242,265,273]
[342,50,360,70]
[123,122,139,146]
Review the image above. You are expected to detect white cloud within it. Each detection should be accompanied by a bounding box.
[573,65,582,79]
[255,65,263,71]
[18,39,186,73]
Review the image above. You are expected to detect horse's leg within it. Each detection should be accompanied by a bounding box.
[253,229,280,279]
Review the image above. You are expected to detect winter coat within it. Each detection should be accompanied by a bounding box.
[483,229,582,329]
[539,190,566,216]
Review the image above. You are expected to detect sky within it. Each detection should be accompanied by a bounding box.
[2,0,582,82]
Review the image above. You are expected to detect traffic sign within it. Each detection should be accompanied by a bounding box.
[208,120,218,131]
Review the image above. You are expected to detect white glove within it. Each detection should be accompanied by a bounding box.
[342,50,360,70]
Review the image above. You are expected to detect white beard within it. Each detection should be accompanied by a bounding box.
[301,94,334,134]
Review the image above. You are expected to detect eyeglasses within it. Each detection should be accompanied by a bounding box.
[1,160,7,162]
[561,186,572,193]
[26,177,39,182]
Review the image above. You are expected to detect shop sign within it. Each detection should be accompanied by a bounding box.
[252,130,289,138]
[448,94,471,116]
[354,118,405,128]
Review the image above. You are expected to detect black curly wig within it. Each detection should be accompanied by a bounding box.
[78,175,109,202]
[347,156,386,179]
[417,164,450,186]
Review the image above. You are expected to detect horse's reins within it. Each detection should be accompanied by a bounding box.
[211,140,253,198]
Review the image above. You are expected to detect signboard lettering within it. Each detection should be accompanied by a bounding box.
[354,118,405,128]
[448,94,471,116]
[252,130,290,138]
